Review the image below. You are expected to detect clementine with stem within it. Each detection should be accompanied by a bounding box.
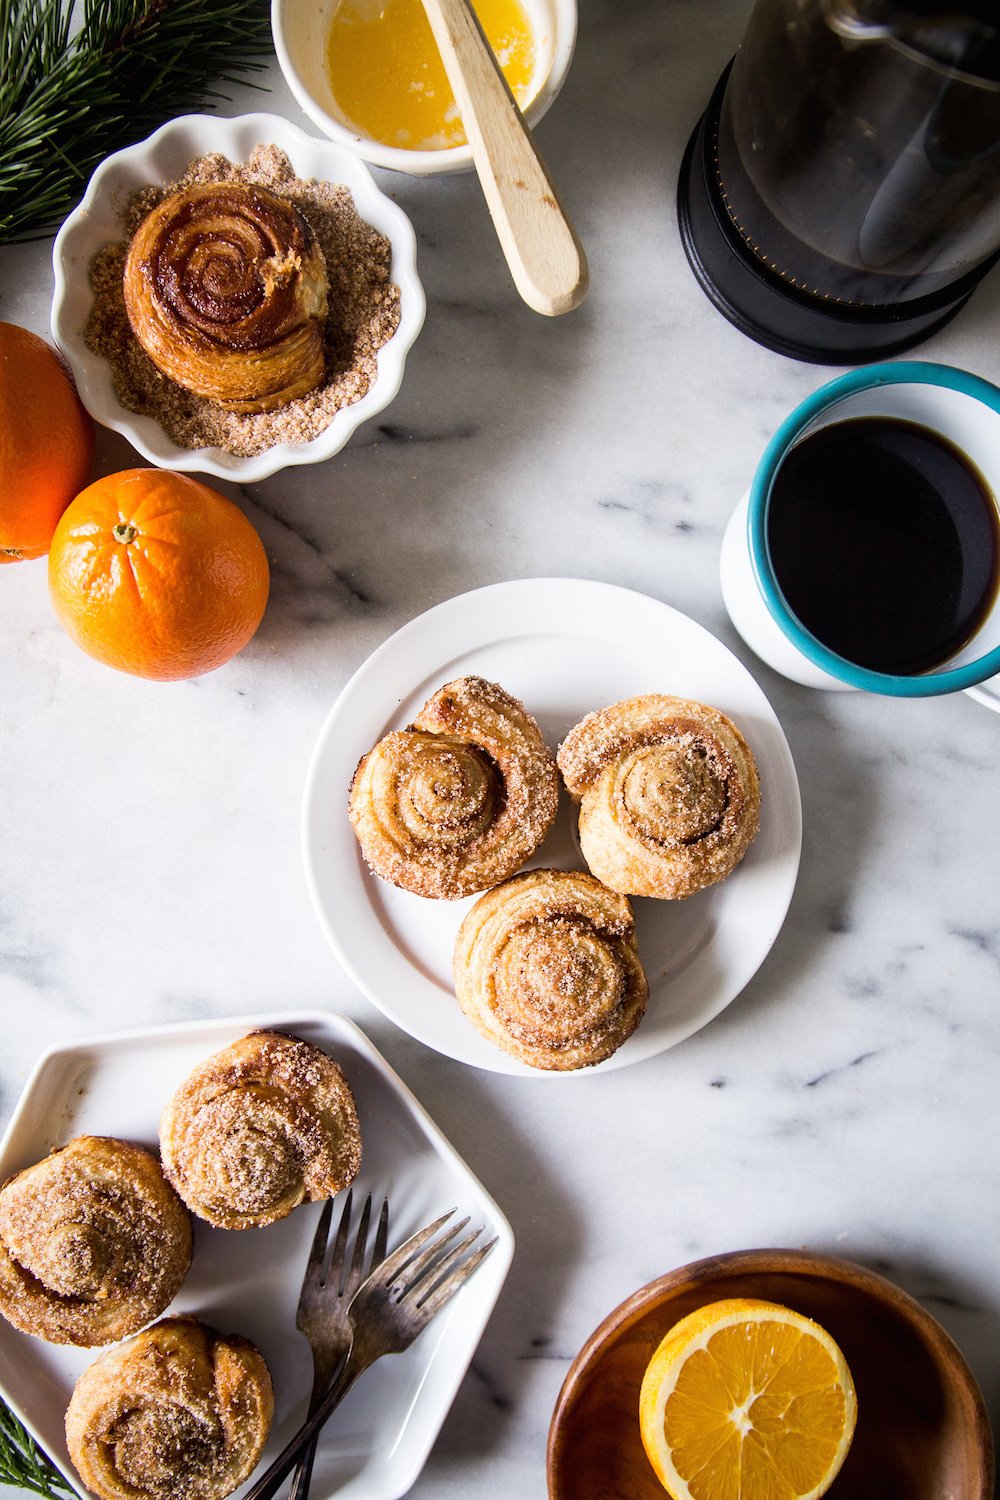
[48,468,270,680]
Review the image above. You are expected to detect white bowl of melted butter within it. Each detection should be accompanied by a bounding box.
[273,0,577,175]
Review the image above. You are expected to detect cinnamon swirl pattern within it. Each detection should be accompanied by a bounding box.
[0,1136,192,1347]
[348,676,560,900]
[557,695,761,900]
[123,180,329,412]
[453,869,648,1070]
[159,1030,362,1230]
[65,1316,273,1500]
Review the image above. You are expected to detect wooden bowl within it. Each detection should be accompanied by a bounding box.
[547,1248,994,1500]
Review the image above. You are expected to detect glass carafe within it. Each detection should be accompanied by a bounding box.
[678,1,1000,360]
[720,0,1000,304]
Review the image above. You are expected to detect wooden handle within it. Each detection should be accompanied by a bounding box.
[420,0,588,316]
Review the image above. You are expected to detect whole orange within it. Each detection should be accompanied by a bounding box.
[48,468,270,680]
[0,322,95,561]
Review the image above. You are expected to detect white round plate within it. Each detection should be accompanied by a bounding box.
[302,579,802,1076]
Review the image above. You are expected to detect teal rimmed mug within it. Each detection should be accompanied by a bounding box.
[720,361,1000,709]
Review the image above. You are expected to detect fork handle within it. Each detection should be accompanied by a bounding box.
[242,1353,371,1500]
[285,1438,317,1500]
[285,1368,336,1500]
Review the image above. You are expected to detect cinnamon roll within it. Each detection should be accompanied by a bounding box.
[0,1135,192,1347]
[348,675,559,900]
[557,695,761,900]
[123,180,329,412]
[159,1030,362,1230]
[65,1315,273,1500]
[453,868,648,1070]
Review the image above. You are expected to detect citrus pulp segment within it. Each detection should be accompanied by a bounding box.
[638,1297,857,1500]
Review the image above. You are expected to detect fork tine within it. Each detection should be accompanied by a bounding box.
[372,1196,389,1267]
[390,1215,470,1290]
[351,1207,456,1295]
[327,1188,355,1285]
[413,1237,497,1321]
[300,1196,337,1298]
[403,1224,486,1299]
[345,1192,373,1291]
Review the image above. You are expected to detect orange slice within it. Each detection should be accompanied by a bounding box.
[638,1298,857,1500]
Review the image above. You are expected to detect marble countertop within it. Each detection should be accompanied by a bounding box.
[2,0,1000,1495]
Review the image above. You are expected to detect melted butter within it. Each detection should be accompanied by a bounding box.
[325,0,537,152]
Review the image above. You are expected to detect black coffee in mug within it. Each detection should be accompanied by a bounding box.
[765,416,1000,675]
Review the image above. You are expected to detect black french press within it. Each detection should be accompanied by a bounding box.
[678,0,1000,362]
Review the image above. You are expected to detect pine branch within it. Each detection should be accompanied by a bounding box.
[0,1398,73,1498]
[0,0,274,243]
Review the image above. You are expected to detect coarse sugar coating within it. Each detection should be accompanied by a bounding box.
[348,675,560,899]
[159,1029,362,1229]
[557,694,761,899]
[85,145,401,455]
[0,1135,192,1346]
[453,868,649,1069]
[65,1315,274,1500]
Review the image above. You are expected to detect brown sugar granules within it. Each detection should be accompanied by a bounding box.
[85,145,402,457]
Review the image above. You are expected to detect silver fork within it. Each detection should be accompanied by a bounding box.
[243,1208,496,1500]
[287,1190,389,1500]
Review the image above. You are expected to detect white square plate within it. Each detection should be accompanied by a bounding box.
[0,1012,513,1500]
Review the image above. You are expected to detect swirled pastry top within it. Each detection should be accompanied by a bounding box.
[348,675,560,900]
[123,179,329,412]
[65,1315,273,1500]
[0,1135,192,1347]
[453,868,649,1070]
[557,695,761,900]
[159,1030,362,1229]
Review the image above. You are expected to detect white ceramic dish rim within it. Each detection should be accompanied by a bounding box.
[0,1009,514,1500]
[301,577,803,1078]
[271,0,579,177]
[50,112,426,482]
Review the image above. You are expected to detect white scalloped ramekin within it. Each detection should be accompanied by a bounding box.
[272,0,577,176]
[51,112,425,483]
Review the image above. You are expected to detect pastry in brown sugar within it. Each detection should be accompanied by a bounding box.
[557,695,761,899]
[123,179,328,412]
[348,675,560,900]
[453,868,648,1070]
[159,1030,361,1229]
[0,1135,192,1346]
[65,1315,273,1500]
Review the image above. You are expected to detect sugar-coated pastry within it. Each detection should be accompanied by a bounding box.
[123,179,329,412]
[557,695,761,899]
[0,1135,192,1347]
[453,868,648,1070]
[348,675,559,900]
[65,1315,273,1500]
[159,1030,361,1230]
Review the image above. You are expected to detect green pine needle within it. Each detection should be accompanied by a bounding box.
[0,1398,73,1498]
[0,0,274,242]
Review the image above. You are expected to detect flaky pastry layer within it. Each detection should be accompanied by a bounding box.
[159,1030,361,1229]
[453,868,648,1070]
[0,1135,191,1347]
[558,694,761,899]
[65,1315,273,1500]
[123,180,328,412]
[348,675,559,900]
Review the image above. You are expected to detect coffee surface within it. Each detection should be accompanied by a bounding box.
[766,416,1000,675]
